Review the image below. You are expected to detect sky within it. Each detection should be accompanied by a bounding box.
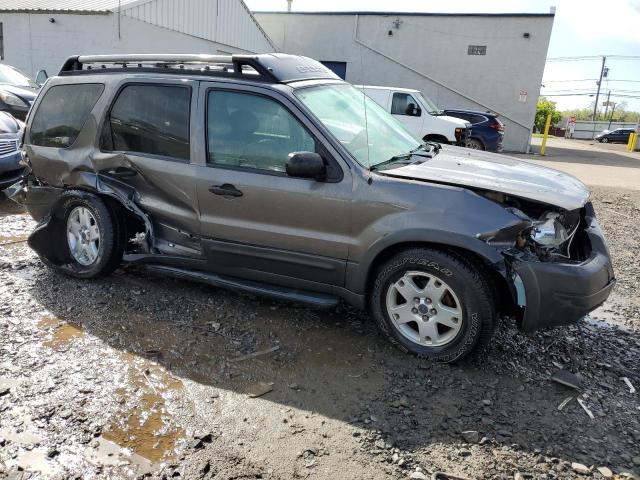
[245,0,640,114]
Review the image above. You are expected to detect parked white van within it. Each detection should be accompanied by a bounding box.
[358,86,471,146]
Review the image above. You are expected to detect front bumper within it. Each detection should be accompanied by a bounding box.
[0,151,24,190]
[455,127,470,146]
[511,209,615,332]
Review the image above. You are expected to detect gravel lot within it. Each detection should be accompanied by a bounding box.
[0,184,639,480]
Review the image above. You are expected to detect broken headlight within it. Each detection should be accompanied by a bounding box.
[530,212,569,247]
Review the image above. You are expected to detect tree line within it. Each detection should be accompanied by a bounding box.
[535,96,640,132]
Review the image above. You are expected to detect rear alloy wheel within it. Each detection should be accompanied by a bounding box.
[66,206,101,266]
[370,248,495,362]
[48,190,124,278]
[466,138,485,150]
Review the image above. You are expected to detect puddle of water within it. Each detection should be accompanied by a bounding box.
[85,437,153,475]
[38,316,86,349]
[102,363,185,464]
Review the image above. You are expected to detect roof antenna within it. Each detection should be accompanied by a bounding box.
[355,15,370,169]
[287,0,292,12]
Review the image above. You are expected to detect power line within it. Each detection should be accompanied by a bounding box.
[542,78,599,83]
[547,55,640,62]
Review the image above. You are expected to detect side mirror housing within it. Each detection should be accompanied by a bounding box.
[286,151,326,180]
[35,70,48,86]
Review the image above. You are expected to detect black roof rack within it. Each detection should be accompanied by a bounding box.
[58,53,341,84]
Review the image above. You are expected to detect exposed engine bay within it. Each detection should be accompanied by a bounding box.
[476,189,590,263]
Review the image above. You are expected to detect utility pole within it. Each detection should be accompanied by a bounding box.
[608,102,617,130]
[592,56,606,122]
[603,90,611,120]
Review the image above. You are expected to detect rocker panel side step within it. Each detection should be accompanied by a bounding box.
[144,264,340,309]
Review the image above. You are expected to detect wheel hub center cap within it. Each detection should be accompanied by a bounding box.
[417,304,429,315]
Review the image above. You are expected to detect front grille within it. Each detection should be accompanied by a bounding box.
[0,139,18,157]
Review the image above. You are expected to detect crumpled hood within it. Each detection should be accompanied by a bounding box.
[383,145,590,210]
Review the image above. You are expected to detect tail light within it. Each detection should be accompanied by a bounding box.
[490,119,504,132]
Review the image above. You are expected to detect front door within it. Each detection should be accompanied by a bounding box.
[194,83,353,290]
[390,91,423,139]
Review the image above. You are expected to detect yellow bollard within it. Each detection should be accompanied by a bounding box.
[628,132,638,152]
[539,113,552,156]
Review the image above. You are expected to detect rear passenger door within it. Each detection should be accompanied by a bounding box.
[100,80,201,249]
[194,82,353,290]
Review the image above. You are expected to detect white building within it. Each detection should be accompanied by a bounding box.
[255,11,555,152]
[0,0,275,79]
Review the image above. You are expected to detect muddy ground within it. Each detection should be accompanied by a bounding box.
[0,187,639,480]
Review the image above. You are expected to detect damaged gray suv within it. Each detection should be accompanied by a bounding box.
[10,53,615,362]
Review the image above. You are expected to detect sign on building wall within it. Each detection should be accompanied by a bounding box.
[518,91,528,102]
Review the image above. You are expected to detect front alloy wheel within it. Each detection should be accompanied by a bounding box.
[369,248,496,362]
[386,271,462,347]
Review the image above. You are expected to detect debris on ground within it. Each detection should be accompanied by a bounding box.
[622,377,636,394]
[557,396,573,411]
[577,397,595,419]
[246,381,274,398]
[550,369,582,390]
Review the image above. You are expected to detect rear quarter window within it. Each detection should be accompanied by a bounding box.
[470,114,487,124]
[30,83,104,148]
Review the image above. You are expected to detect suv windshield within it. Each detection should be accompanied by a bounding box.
[296,83,420,169]
[0,64,38,88]
[415,92,439,115]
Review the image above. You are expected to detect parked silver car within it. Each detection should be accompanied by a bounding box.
[9,53,615,362]
[0,111,24,192]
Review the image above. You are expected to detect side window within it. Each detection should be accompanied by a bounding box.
[30,84,104,148]
[207,90,316,173]
[107,84,190,161]
[470,114,487,124]
[391,93,420,117]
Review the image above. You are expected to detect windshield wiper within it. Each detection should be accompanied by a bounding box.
[370,142,440,172]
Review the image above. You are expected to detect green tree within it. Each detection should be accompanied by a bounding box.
[560,107,593,121]
[535,97,562,132]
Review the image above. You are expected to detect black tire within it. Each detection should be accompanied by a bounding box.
[466,138,485,150]
[49,190,123,278]
[369,248,495,363]
[601,137,609,143]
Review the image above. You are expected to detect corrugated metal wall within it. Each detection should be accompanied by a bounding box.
[120,0,275,53]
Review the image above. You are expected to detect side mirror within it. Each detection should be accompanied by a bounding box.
[35,70,48,86]
[286,151,326,180]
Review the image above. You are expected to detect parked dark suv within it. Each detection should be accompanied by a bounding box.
[8,54,615,362]
[441,109,504,152]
